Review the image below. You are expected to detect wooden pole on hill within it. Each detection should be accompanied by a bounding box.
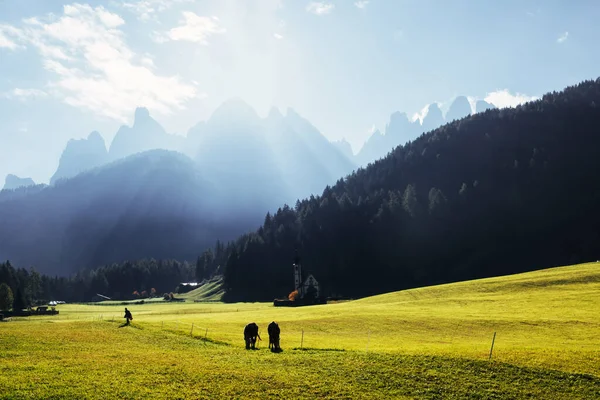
[190,323,194,336]
[488,332,497,361]
[205,328,208,339]
[301,329,304,349]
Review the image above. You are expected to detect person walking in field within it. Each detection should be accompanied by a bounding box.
[124,308,133,325]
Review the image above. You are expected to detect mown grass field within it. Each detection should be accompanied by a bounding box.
[1,262,599,399]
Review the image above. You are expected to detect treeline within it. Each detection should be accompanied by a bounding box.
[215,78,600,301]
[0,259,198,305]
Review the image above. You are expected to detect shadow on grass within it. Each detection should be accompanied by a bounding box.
[292,347,345,352]
[195,336,231,346]
[116,323,143,330]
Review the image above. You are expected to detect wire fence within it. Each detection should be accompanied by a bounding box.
[6,311,598,372]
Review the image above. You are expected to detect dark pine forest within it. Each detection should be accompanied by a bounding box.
[219,78,600,301]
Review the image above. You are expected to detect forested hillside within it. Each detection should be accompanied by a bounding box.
[0,150,248,275]
[213,78,600,301]
[0,259,196,305]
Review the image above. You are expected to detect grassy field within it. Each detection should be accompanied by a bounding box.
[1,262,599,399]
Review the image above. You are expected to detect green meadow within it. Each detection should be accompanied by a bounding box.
[1,262,599,399]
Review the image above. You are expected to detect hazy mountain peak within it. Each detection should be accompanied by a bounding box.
[387,112,412,135]
[51,131,109,185]
[428,102,442,112]
[421,103,444,132]
[134,107,151,124]
[475,100,496,113]
[267,106,284,120]
[390,111,409,123]
[332,138,354,159]
[286,107,299,118]
[445,96,472,122]
[87,130,105,143]
[3,174,35,190]
[209,98,260,125]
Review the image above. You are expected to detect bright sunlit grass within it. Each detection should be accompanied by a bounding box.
[1,262,599,399]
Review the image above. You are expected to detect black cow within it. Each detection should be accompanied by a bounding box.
[244,322,261,349]
[268,321,281,351]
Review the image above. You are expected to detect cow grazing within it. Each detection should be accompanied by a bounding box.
[268,321,281,351]
[244,322,261,349]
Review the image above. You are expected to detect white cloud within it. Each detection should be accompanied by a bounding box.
[0,31,18,49]
[306,2,335,15]
[557,31,569,44]
[119,0,193,22]
[484,89,538,109]
[467,96,477,113]
[1,3,199,122]
[140,54,155,68]
[354,1,370,9]
[0,24,26,50]
[411,103,433,124]
[273,33,283,40]
[97,9,126,28]
[154,11,225,44]
[2,88,48,101]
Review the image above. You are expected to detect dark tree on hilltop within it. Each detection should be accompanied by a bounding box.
[0,259,196,303]
[12,286,27,311]
[0,283,13,311]
[211,78,600,301]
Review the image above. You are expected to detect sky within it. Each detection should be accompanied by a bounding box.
[1,0,599,184]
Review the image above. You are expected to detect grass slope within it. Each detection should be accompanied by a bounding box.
[1,262,599,399]
[179,276,224,302]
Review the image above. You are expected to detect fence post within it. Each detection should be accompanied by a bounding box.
[190,323,194,336]
[301,329,304,349]
[161,321,164,330]
[488,332,497,361]
[205,328,208,339]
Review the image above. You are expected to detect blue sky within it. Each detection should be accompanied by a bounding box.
[0,0,598,183]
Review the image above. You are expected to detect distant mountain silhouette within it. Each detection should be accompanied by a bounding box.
[195,98,288,213]
[277,107,356,198]
[50,131,108,185]
[421,103,445,133]
[3,174,35,190]
[476,100,496,113]
[195,100,355,209]
[355,112,421,166]
[445,96,472,122]
[0,99,359,275]
[0,150,250,275]
[108,107,185,161]
[332,139,354,160]
[386,112,419,144]
[355,97,502,167]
